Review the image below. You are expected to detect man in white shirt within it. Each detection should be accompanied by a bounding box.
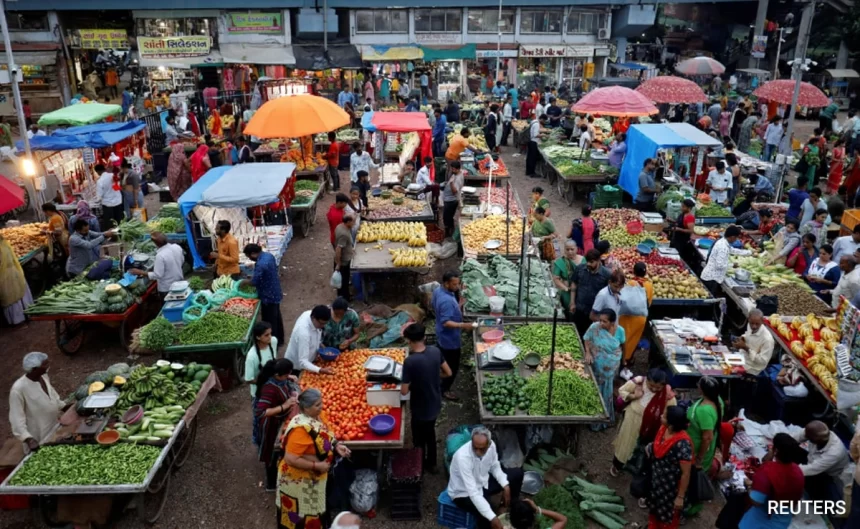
[793,421,850,502]
[129,232,184,295]
[27,124,46,139]
[447,427,524,529]
[706,161,732,206]
[349,142,378,184]
[731,309,774,375]
[828,255,860,308]
[525,115,547,178]
[534,101,545,122]
[96,163,124,226]
[831,225,860,262]
[500,95,513,147]
[701,226,747,292]
[285,305,334,375]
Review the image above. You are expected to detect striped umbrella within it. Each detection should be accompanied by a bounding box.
[636,76,708,104]
[674,57,726,76]
[753,80,829,108]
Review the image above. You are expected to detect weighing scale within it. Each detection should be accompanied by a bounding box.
[73,392,120,440]
[364,355,402,383]
[477,340,518,371]
[164,280,192,303]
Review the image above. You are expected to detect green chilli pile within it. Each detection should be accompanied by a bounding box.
[10,444,162,486]
[510,324,582,359]
[178,311,249,345]
[524,370,604,416]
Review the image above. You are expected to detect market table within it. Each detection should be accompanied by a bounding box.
[365,195,435,223]
[462,255,559,322]
[162,302,261,383]
[537,147,609,205]
[0,370,220,525]
[29,282,160,355]
[649,319,742,387]
[351,240,432,303]
[290,177,325,237]
[473,323,609,427]
[458,216,527,263]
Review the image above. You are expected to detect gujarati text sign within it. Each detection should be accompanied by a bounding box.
[138,36,211,59]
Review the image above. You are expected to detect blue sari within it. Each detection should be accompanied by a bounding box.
[584,322,625,430]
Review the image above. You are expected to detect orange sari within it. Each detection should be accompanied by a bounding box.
[618,277,654,361]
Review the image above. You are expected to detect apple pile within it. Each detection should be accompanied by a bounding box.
[592,208,640,226]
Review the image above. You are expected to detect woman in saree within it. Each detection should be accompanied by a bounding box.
[253,358,299,491]
[645,406,693,529]
[531,207,557,261]
[167,142,193,201]
[611,368,676,477]
[685,376,724,517]
[583,308,625,431]
[736,112,759,153]
[569,205,599,256]
[552,240,583,321]
[189,143,211,183]
[528,186,550,224]
[278,388,351,529]
[738,433,805,529]
[826,139,845,195]
[618,262,653,367]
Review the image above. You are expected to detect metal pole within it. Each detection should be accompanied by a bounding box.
[0,0,32,159]
[546,307,558,415]
[773,28,783,81]
[323,0,328,52]
[495,0,503,85]
[784,2,815,160]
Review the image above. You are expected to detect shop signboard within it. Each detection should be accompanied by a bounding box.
[565,46,594,58]
[751,35,767,59]
[414,33,461,45]
[227,12,282,34]
[476,49,518,59]
[519,45,566,58]
[138,36,211,58]
[78,29,130,50]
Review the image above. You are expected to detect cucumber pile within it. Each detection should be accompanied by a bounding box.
[112,405,187,442]
[481,373,531,416]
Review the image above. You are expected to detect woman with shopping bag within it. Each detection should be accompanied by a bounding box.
[618,262,653,368]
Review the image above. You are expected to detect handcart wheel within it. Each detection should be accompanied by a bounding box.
[55,320,85,355]
[172,418,198,469]
[564,181,576,206]
[547,165,557,186]
[309,202,318,227]
[140,468,171,525]
[233,349,246,384]
[298,212,311,238]
[37,496,66,528]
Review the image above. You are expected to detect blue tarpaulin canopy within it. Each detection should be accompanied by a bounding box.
[619,123,721,198]
[610,62,649,71]
[18,121,147,152]
[178,163,295,268]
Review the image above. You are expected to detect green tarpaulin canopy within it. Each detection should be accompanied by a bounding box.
[419,44,477,61]
[38,103,122,127]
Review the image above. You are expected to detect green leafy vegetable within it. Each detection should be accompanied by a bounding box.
[294,180,320,192]
[138,317,178,351]
[695,203,732,217]
[533,485,584,529]
[188,276,206,292]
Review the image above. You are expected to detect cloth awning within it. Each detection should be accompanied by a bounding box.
[620,123,721,197]
[0,50,58,66]
[360,45,423,61]
[826,69,859,79]
[292,45,362,70]
[610,62,649,71]
[368,112,434,181]
[139,50,223,69]
[178,163,295,268]
[22,120,146,151]
[37,103,122,127]
[220,43,296,66]
[419,45,476,61]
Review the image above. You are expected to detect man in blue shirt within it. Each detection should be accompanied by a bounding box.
[432,270,477,401]
[405,97,420,112]
[242,243,284,345]
[433,108,448,158]
[420,71,430,105]
[337,88,353,109]
[787,176,809,221]
[507,83,519,118]
[492,81,507,100]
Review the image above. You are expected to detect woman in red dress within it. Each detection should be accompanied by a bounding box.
[826,139,845,195]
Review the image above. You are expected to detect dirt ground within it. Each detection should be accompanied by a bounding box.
[1,114,828,527]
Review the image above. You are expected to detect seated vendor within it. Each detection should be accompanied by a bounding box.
[9,352,65,453]
[392,160,417,194]
[731,309,774,375]
[447,426,524,529]
[321,297,360,351]
[751,170,775,199]
[66,219,116,277]
[792,421,849,503]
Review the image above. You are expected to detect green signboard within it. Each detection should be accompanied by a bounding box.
[227,12,282,34]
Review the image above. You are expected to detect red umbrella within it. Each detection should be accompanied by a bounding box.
[0,174,25,216]
[636,76,708,104]
[572,86,658,117]
[753,80,829,108]
[674,57,725,76]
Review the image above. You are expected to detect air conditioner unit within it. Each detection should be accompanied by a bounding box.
[598,28,610,40]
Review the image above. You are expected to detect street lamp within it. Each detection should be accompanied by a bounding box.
[0,0,32,161]
[21,157,36,177]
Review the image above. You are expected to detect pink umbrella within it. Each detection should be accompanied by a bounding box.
[674,57,726,76]
[753,80,829,108]
[636,76,708,104]
[572,86,658,117]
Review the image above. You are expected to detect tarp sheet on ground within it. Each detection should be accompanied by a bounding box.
[178,163,296,268]
[368,112,434,181]
[18,121,147,152]
[37,103,122,127]
[619,123,721,198]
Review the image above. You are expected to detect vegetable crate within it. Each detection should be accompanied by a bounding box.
[437,490,477,529]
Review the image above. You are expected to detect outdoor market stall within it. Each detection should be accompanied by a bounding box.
[0,220,50,296]
[352,221,432,303]
[473,321,609,425]
[361,111,433,184]
[461,255,559,321]
[37,102,122,128]
[537,142,613,206]
[177,164,296,269]
[365,192,434,223]
[0,362,221,526]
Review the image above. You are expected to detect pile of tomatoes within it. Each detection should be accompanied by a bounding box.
[301,348,406,440]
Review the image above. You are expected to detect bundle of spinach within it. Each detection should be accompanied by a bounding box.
[533,485,584,529]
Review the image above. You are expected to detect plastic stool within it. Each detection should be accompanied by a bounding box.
[437,490,476,529]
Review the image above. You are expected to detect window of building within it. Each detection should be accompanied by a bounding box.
[520,9,563,34]
[467,9,514,34]
[567,11,608,35]
[136,18,219,46]
[7,12,49,31]
[355,9,408,33]
[414,9,462,33]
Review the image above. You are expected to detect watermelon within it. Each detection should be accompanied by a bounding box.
[107,363,130,377]
[84,371,107,385]
[74,384,89,400]
[193,370,209,382]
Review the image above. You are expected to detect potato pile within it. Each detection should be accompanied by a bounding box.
[461,215,523,255]
[1,223,48,258]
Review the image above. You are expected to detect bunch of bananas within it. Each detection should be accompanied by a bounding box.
[408,234,427,247]
[117,366,198,410]
[390,248,428,267]
[356,222,426,243]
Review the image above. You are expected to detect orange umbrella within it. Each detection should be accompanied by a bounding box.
[244,94,349,139]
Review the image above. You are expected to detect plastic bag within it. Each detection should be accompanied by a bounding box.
[446,425,478,471]
[496,428,524,469]
[619,284,648,316]
[524,425,554,455]
[330,270,343,289]
[783,382,808,398]
[349,469,378,514]
[182,304,207,324]
[428,239,458,260]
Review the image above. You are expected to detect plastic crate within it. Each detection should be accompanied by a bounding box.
[391,486,422,521]
[841,209,860,233]
[437,490,477,529]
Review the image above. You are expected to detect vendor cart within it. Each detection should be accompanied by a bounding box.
[18,245,49,297]
[290,176,325,237]
[351,240,432,303]
[29,282,160,355]
[0,371,220,526]
[162,302,261,383]
[538,148,609,205]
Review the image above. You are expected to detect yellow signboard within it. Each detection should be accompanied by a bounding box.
[78,29,129,50]
[584,63,595,79]
[138,36,211,59]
